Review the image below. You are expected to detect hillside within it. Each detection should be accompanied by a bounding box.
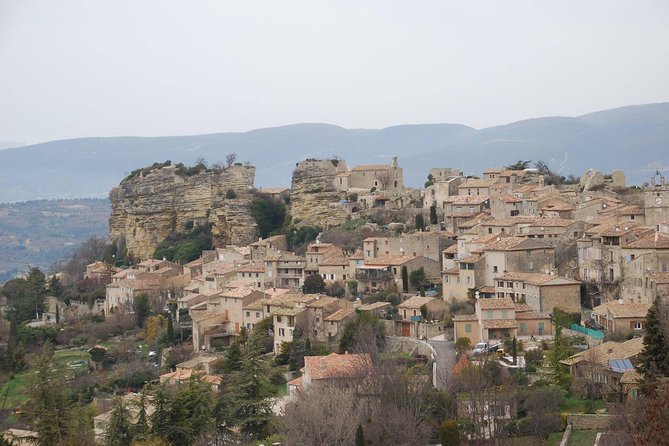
[1,103,668,202]
[0,198,110,282]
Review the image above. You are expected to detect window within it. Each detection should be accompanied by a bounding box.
[246,311,250,317]
[498,281,504,287]
[520,323,526,333]
[445,276,449,284]
[279,328,285,336]
[276,316,282,323]
[538,322,545,333]
[493,266,498,273]
[487,310,493,319]
[456,277,461,284]
[465,323,472,333]
[256,312,260,318]
[488,228,493,234]
[634,322,642,330]
[466,276,471,284]
[507,282,513,288]
[413,310,417,316]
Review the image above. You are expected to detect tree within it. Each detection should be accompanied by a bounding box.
[439,420,460,446]
[49,275,64,298]
[429,204,438,224]
[512,336,517,365]
[133,294,150,328]
[547,308,573,388]
[455,337,471,355]
[250,196,286,239]
[409,267,427,292]
[165,315,174,345]
[103,397,133,446]
[226,153,237,167]
[424,173,435,188]
[340,312,386,356]
[573,347,604,413]
[27,343,72,445]
[304,274,325,294]
[521,386,564,442]
[223,341,243,372]
[506,160,531,170]
[325,281,345,298]
[347,280,358,296]
[355,424,365,446]
[401,266,409,293]
[415,214,425,231]
[637,298,669,379]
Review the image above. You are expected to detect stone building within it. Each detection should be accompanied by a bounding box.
[592,301,651,334]
[345,157,404,192]
[644,171,669,228]
[482,237,556,287]
[494,272,581,313]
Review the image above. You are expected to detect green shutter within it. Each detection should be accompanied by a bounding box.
[465,323,472,334]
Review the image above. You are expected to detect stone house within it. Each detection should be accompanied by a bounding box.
[273,306,309,354]
[105,277,161,314]
[442,255,485,301]
[526,218,592,240]
[482,237,556,287]
[494,272,581,313]
[443,196,491,229]
[323,307,356,344]
[423,168,464,209]
[318,253,353,283]
[233,262,266,289]
[560,337,644,400]
[304,296,343,343]
[362,232,446,263]
[478,216,538,237]
[489,194,529,219]
[190,286,266,351]
[357,255,441,293]
[305,242,339,276]
[345,157,403,192]
[452,297,552,345]
[84,261,119,284]
[263,250,306,289]
[649,272,669,298]
[458,178,498,196]
[620,232,669,303]
[576,222,652,284]
[249,234,288,261]
[591,301,651,334]
[356,301,392,318]
[538,197,576,219]
[288,352,373,396]
[572,197,622,222]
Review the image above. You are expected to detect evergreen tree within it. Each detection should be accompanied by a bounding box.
[401,266,409,293]
[28,343,72,446]
[637,298,669,379]
[104,397,133,446]
[166,316,174,345]
[303,274,325,294]
[415,214,425,231]
[133,392,150,441]
[223,342,242,373]
[429,204,438,224]
[49,276,64,298]
[547,308,572,388]
[512,336,517,365]
[439,419,460,446]
[355,424,365,446]
[133,293,151,328]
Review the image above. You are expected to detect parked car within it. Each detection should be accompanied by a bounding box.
[473,342,489,354]
[585,318,605,331]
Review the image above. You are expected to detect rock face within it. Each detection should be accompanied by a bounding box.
[109,164,258,260]
[290,160,349,229]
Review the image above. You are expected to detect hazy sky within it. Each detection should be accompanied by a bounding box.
[1,0,668,144]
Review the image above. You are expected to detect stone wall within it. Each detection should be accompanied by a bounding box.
[109,164,258,259]
[567,414,618,431]
[385,335,435,357]
[290,160,349,229]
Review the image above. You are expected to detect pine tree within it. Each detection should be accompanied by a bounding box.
[104,397,133,446]
[512,336,518,365]
[637,298,669,379]
[133,392,150,441]
[28,344,72,446]
[166,316,174,345]
[429,204,438,224]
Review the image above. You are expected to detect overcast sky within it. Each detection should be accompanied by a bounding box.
[1,0,668,145]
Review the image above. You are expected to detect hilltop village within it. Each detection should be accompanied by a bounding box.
[2,157,669,445]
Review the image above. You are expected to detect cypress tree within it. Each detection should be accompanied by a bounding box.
[429,204,438,224]
[355,424,365,446]
[638,298,669,379]
[104,397,133,446]
[401,266,409,293]
[166,315,174,345]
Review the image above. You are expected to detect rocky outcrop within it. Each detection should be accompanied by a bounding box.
[109,164,258,259]
[290,159,349,229]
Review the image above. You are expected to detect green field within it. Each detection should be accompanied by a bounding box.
[561,394,607,414]
[0,372,31,410]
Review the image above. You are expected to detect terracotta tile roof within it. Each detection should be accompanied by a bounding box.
[320,253,349,266]
[592,222,644,237]
[515,311,551,320]
[306,296,340,308]
[498,194,522,203]
[264,251,306,262]
[243,298,268,310]
[304,352,372,380]
[539,198,575,211]
[514,302,532,312]
[484,167,505,174]
[364,255,415,266]
[235,264,265,273]
[624,232,669,249]
[593,301,651,319]
[272,306,307,317]
[478,297,515,310]
[442,245,458,254]
[470,232,513,244]
[445,195,490,205]
[324,307,356,322]
[219,286,257,298]
[399,295,437,309]
[618,205,644,216]
[650,272,669,284]
[561,337,644,368]
[529,218,578,227]
[287,375,304,387]
[357,301,391,311]
[478,286,495,294]
[349,249,364,260]
[483,236,553,252]
[459,255,483,264]
[482,319,518,329]
[620,368,642,384]
[452,354,472,376]
[495,272,580,286]
[443,267,460,275]
[485,216,538,226]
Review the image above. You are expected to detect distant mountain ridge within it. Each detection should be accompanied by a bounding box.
[1,103,668,203]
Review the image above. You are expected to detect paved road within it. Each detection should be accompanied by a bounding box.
[427,338,457,388]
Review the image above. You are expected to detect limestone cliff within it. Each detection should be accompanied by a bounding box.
[109,164,258,260]
[290,159,349,229]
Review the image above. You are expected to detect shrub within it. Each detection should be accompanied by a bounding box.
[225,189,237,199]
[439,419,460,446]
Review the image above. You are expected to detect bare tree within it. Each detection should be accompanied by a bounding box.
[283,385,366,446]
[376,170,391,190]
[225,153,237,167]
[573,348,604,412]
